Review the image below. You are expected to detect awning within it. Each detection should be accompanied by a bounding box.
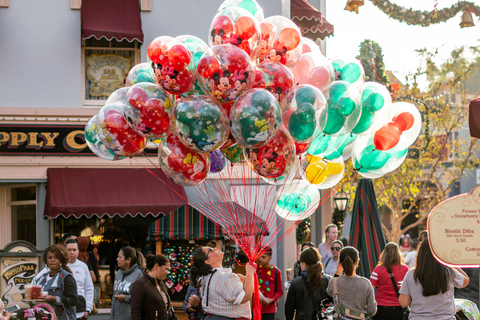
[291,0,334,41]
[469,98,480,139]
[147,202,267,240]
[148,204,225,240]
[44,168,186,219]
[81,0,144,43]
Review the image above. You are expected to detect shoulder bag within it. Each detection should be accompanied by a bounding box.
[385,265,409,320]
[333,277,367,320]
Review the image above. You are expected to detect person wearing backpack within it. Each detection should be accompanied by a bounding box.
[256,247,283,320]
[285,247,333,320]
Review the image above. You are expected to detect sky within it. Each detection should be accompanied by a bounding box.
[324,0,480,86]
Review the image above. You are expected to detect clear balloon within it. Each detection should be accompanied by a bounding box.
[105,87,128,105]
[217,0,265,21]
[281,85,328,143]
[322,81,361,136]
[261,157,300,185]
[197,44,255,116]
[301,156,345,189]
[230,88,281,149]
[209,6,261,60]
[96,103,147,157]
[352,82,392,135]
[331,57,365,89]
[147,36,196,95]
[158,133,210,186]
[275,180,320,221]
[176,35,210,96]
[126,83,174,140]
[256,16,302,68]
[125,63,156,87]
[253,62,295,104]
[221,144,245,163]
[84,116,125,161]
[300,37,322,57]
[244,128,296,179]
[291,53,335,91]
[173,95,229,152]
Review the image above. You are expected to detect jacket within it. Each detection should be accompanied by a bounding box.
[131,273,173,320]
[110,263,143,320]
[285,273,332,320]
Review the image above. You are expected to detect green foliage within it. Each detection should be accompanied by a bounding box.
[296,217,311,244]
[358,40,391,90]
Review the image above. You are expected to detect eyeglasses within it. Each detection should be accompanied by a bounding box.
[205,247,214,258]
[331,246,342,251]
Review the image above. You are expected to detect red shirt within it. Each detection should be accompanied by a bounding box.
[370,264,409,306]
[257,265,283,314]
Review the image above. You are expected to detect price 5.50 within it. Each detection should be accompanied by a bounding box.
[456,238,466,243]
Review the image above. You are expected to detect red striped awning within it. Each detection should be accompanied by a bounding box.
[81,0,144,43]
[148,204,224,240]
[291,0,334,41]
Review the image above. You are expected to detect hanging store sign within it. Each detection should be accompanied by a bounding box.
[0,125,156,155]
[86,53,131,97]
[428,185,480,266]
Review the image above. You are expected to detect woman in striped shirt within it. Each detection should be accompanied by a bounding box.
[189,246,256,320]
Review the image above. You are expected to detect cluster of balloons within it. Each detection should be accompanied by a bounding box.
[85,0,422,221]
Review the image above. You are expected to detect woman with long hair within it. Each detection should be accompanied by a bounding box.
[399,239,469,319]
[188,246,256,320]
[109,246,144,320]
[326,246,377,318]
[369,242,409,320]
[34,244,78,320]
[285,247,332,320]
[131,254,174,320]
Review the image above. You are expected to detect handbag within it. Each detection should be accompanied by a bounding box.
[385,265,410,320]
[333,277,367,320]
[302,277,334,320]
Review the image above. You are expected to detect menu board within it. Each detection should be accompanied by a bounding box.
[428,185,480,266]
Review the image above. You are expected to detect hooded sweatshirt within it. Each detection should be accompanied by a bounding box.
[110,263,144,320]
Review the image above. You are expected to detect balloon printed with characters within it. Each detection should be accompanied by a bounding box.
[253,62,295,104]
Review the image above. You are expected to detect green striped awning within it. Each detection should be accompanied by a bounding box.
[148,204,224,240]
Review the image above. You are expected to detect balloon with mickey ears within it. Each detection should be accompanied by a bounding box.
[261,157,300,185]
[252,62,295,105]
[96,103,147,157]
[230,88,281,149]
[85,115,126,161]
[208,6,261,60]
[301,155,345,189]
[173,95,229,152]
[331,57,365,90]
[256,16,302,68]
[217,0,265,22]
[244,127,295,179]
[126,83,174,140]
[158,133,210,186]
[280,85,327,144]
[291,52,335,92]
[125,62,156,87]
[196,44,255,116]
[275,179,320,221]
[147,36,196,95]
[373,102,421,151]
[221,143,245,163]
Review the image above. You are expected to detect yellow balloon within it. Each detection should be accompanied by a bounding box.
[305,161,329,185]
[327,161,344,176]
[306,154,322,164]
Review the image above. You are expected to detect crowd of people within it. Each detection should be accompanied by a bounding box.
[1,225,478,320]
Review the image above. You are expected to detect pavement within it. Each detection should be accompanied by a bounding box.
[88,309,111,320]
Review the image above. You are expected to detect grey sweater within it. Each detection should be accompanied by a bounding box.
[326,275,377,317]
[110,263,144,320]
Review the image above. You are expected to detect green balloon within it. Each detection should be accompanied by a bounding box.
[332,59,345,73]
[341,63,361,83]
[239,106,261,141]
[323,109,345,135]
[239,0,257,15]
[386,148,407,159]
[277,192,311,215]
[363,92,384,112]
[222,144,244,163]
[324,133,357,161]
[250,90,273,112]
[295,86,316,105]
[175,101,197,125]
[289,103,316,141]
[328,82,349,105]
[338,97,356,116]
[351,110,374,134]
[307,134,331,155]
[134,72,155,84]
[355,146,390,172]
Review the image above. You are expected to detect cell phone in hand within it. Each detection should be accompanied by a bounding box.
[6,304,20,313]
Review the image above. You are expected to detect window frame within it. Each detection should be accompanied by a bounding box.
[81,39,141,108]
[4,184,37,246]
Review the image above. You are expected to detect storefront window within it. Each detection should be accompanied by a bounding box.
[9,186,36,245]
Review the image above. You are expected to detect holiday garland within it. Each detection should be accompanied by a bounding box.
[369,0,480,27]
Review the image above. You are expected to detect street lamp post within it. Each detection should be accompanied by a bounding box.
[333,191,349,235]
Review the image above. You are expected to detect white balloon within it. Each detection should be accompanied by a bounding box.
[275,180,320,221]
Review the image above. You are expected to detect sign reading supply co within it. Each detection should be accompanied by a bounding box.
[428,185,480,266]
[0,124,156,155]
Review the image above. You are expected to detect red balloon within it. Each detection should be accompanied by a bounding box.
[235,16,257,40]
[104,111,146,156]
[393,112,414,131]
[211,15,234,45]
[374,123,401,151]
[295,141,311,155]
[309,66,331,90]
[165,134,209,182]
[253,62,295,104]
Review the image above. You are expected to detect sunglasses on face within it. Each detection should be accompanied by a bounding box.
[331,246,342,251]
[205,247,214,258]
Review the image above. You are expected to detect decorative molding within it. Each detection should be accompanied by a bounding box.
[140,0,151,12]
[0,0,9,8]
[71,0,81,10]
